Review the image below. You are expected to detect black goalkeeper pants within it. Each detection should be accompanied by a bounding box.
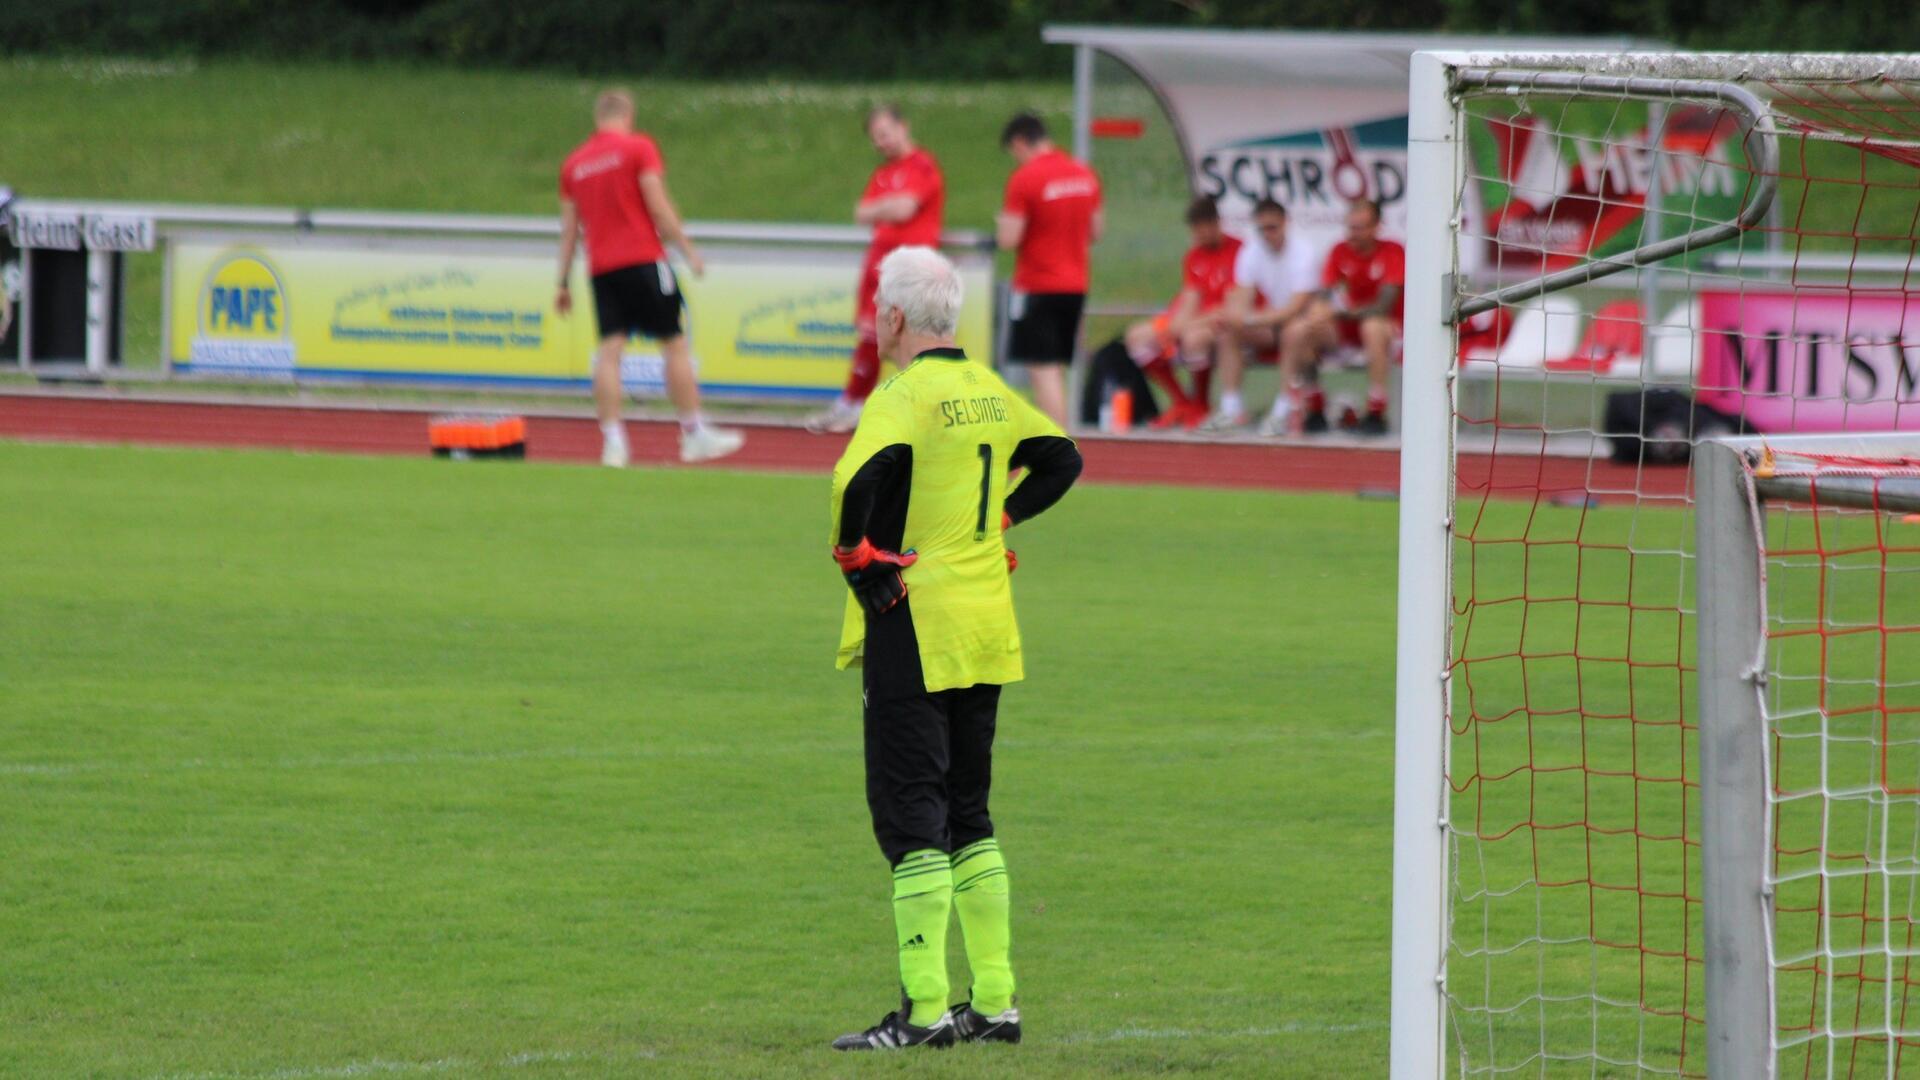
[863,681,1002,866]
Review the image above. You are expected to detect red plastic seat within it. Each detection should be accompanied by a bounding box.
[1547,299,1642,373]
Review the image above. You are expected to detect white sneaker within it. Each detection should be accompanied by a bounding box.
[679,425,745,464]
[804,400,862,435]
[601,440,630,468]
[1256,403,1294,438]
[1196,410,1246,435]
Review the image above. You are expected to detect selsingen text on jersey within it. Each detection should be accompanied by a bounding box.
[940,395,1011,428]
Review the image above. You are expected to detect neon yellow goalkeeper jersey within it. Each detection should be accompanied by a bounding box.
[830,348,1080,694]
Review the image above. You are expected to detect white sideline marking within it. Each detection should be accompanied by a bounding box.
[152,1047,654,1080]
[0,742,839,778]
[2,727,1373,780]
[1057,1020,1382,1044]
[148,1024,1376,1077]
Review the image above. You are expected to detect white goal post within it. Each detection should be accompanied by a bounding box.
[1696,434,1920,1079]
[1391,50,1920,1079]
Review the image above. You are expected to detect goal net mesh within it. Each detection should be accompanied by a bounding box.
[1753,450,1920,1076]
[1439,57,1920,1076]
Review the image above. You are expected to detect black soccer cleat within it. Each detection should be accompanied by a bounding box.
[1302,410,1331,434]
[1358,411,1389,436]
[952,1002,1023,1044]
[831,1001,957,1051]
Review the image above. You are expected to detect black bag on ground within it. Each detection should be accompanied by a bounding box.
[1603,388,1744,466]
[1078,337,1162,429]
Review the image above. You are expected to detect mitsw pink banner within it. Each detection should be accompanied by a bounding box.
[1696,288,1920,432]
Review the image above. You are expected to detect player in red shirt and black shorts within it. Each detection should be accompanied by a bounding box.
[1121,196,1241,429]
[997,113,1102,426]
[1263,198,1404,437]
[806,105,945,435]
[556,89,742,466]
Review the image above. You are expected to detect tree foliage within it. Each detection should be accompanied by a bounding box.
[1,0,1906,78]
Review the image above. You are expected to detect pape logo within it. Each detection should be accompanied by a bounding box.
[190,252,296,376]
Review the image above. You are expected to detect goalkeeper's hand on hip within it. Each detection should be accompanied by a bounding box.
[833,539,918,616]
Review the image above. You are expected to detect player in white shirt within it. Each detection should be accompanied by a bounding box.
[1198,198,1320,433]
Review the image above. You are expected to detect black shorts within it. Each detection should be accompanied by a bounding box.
[1007,291,1085,366]
[864,680,1003,866]
[590,261,683,341]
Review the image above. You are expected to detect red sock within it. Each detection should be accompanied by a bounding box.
[1142,357,1191,407]
[1367,387,1389,416]
[1191,367,1213,407]
[1305,386,1327,414]
[843,339,881,402]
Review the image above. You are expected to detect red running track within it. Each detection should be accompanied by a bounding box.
[0,391,1692,501]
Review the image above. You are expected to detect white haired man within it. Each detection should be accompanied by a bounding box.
[556,89,742,466]
[829,245,1082,1051]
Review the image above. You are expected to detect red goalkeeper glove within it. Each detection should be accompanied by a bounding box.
[833,538,918,616]
[1001,512,1017,575]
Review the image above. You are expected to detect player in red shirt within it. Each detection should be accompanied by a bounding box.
[555,89,742,466]
[1259,198,1404,437]
[805,105,946,435]
[1119,196,1241,429]
[997,113,1102,426]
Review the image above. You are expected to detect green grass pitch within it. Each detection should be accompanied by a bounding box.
[6,439,1914,1077]
[0,441,1400,1079]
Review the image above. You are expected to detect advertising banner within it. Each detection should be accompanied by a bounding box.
[165,232,995,398]
[1467,103,1756,273]
[1070,34,1745,272]
[1186,100,1754,279]
[1695,288,1920,432]
[1049,29,1656,268]
[1187,97,1410,258]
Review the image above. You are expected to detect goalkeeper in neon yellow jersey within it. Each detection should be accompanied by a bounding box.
[828,246,1081,1051]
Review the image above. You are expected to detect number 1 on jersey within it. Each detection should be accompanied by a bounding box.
[975,444,992,541]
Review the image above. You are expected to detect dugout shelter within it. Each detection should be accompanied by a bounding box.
[1042,27,1703,437]
[1042,27,1645,283]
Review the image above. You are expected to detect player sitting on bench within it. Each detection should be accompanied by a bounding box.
[1121,196,1242,430]
[1258,198,1403,437]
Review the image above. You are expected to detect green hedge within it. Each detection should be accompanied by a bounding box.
[0,0,1440,79]
[0,0,1911,78]
[1447,0,1920,52]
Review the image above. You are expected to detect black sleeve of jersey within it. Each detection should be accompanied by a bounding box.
[837,443,913,549]
[1004,435,1082,526]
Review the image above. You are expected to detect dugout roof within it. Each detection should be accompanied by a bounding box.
[1042,25,1649,166]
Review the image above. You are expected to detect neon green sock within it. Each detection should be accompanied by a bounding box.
[951,837,1015,1016]
[891,849,953,1027]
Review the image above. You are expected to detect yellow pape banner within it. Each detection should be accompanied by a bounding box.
[165,231,996,397]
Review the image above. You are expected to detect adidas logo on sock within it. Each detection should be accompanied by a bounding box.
[900,933,927,950]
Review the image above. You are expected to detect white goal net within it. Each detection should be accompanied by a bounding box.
[1701,440,1920,1078]
[1392,52,1920,1079]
